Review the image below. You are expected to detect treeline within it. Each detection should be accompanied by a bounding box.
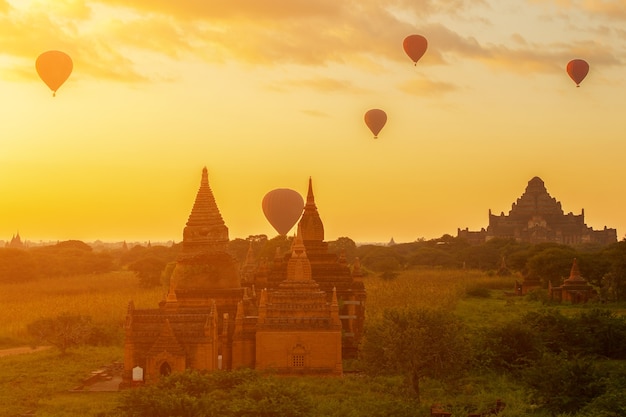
[352,236,626,301]
[0,240,181,284]
[3,235,626,300]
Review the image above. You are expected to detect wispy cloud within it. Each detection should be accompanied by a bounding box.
[1,0,623,85]
[398,78,460,96]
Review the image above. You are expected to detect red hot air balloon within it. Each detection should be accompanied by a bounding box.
[403,34,428,66]
[566,59,589,87]
[364,109,387,139]
[262,188,304,235]
[35,50,73,96]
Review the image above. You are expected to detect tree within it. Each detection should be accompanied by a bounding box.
[128,256,167,287]
[361,307,469,402]
[525,246,577,286]
[27,313,92,354]
[476,320,543,372]
[522,352,605,416]
[328,237,357,263]
[0,248,38,282]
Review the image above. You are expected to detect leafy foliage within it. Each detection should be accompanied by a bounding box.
[521,353,606,415]
[27,313,92,354]
[361,307,470,402]
[117,369,312,417]
[127,256,167,287]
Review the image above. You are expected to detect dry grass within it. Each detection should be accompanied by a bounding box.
[0,271,164,345]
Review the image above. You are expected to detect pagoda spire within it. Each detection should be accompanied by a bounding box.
[298,177,324,243]
[564,258,586,284]
[182,167,229,254]
[286,225,312,282]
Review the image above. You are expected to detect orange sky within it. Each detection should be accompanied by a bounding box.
[1,0,625,244]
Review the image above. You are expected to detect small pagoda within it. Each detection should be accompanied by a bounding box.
[549,258,595,303]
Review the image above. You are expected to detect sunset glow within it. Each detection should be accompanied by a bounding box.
[1,0,625,244]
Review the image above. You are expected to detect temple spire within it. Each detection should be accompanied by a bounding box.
[298,177,324,242]
[286,225,312,281]
[182,167,229,254]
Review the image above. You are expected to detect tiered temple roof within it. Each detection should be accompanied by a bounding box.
[122,168,356,385]
[253,178,366,357]
[458,177,617,245]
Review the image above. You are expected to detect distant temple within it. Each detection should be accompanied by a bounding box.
[6,232,25,249]
[458,177,617,246]
[548,258,596,303]
[121,168,362,386]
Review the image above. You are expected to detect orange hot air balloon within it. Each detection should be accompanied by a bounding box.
[364,109,387,138]
[566,59,589,87]
[262,188,304,235]
[403,34,428,65]
[35,50,73,96]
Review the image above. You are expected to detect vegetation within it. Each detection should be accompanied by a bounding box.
[361,307,470,402]
[2,236,626,416]
[27,313,93,355]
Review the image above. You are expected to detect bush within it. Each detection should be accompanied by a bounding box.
[521,353,605,415]
[465,286,491,298]
[27,313,92,355]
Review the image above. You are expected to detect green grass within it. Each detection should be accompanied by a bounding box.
[1,268,625,417]
[0,346,122,417]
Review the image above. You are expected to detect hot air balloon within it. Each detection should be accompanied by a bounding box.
[364,109,387,138]
[403,34,428,66]
[566,59,589,87]
[35,50,73,96]
[262,188,304,236]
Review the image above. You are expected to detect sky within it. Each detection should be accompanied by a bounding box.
[1,0,625,245]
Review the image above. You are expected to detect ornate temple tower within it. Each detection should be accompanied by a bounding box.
[255,178,366,358]
[121,169,355,386]
[122,168,244,386]
[255,228,342,375]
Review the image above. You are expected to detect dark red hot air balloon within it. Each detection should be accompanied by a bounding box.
[364,109,387,138]
[262,189,304,235]
[403,34,428,66]
[35,50,73,96]
[566,59,589,87]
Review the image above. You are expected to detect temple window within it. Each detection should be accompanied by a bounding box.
[292,354,305,367]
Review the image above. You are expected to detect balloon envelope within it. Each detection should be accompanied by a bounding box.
[36,50,73,96]
[403,34,428,65]
[262,189,304,235]
[566,59,589,87]
[364,109,387,138]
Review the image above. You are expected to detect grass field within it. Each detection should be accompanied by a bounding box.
[0,271,162,347]
[0,268,624,416]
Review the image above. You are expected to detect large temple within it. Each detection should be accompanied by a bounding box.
[249,178,366,358]
[121,168,362,386]
[457,177,617,246]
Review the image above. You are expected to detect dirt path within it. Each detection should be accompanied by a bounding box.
[0,345,52,357]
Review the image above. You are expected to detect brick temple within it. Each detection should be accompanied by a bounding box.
[548,258,595,303]
[458,177,617,245]
[121,168,362,386]
[249,178,366,358]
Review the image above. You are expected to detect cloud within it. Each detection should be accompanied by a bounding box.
[300,109,331,118]
[398,78,460,96]
[531,0,626,21]
[267,76,367,94]
[1,0,623,86]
